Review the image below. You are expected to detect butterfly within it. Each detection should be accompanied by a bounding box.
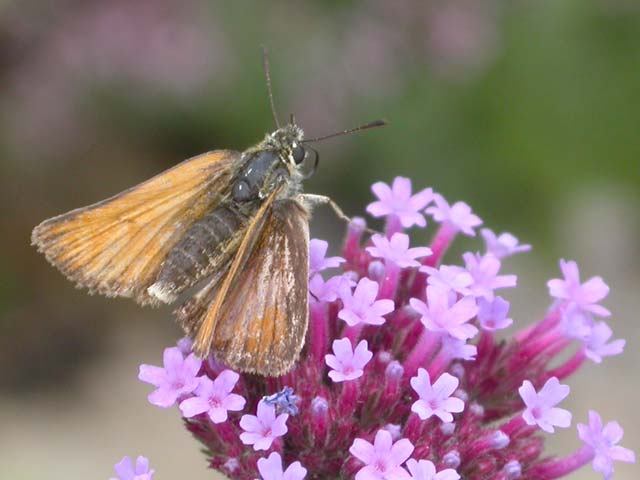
[31,48,385,376]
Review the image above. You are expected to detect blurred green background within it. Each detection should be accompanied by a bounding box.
[0,1,638,479]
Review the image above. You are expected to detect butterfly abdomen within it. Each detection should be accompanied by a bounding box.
[147,204,249,303]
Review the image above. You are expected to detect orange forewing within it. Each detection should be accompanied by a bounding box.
[31,150,238,304]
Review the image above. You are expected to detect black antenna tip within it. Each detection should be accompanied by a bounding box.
[367,119,388,128]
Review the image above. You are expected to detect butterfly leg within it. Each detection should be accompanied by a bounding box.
[301,194,379,234]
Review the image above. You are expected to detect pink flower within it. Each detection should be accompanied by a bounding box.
[409,286,478,340]
[138,347,201,408]
[349,429,414,480]
[519,377,572,433]
[367,233,432,268]
[410,369,465,423]
[309,273,355,303]
[440,336,477,361]
[476,296,513,331]
[110,456,154,480]
[309,239,345,276]
[179,370,245,423]
[406,459,460,480]
[480,228,531,259]
[338,277,395,326]
[325,338,373,382]
[547,259,611,317]
[366,177,434,228]
[240,399,289,451]
[578,410,636,480]
[463,252,517,301]
[425,194,482,236]
[583,322,625,364]
[420,264,473,295]
[255,452,307,480]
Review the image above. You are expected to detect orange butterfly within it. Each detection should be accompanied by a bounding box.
[32,48,385,376]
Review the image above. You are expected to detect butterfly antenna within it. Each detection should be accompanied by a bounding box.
[301,119,387,143]
[261,45,281,129]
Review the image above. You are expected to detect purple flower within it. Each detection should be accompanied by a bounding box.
[425,194,482,236]
[179,370,245,423]
[547,259,611,317]
[409,286,479,340]
[440,336,477,361]
[309,238,345,276]
[366,177,434,228]
[264,387,300,416]
[325,338,373,382]
[476,296,513,331]
[410,369,465,423]
[421,264,473,295]
[519,377,572,433]
[462,252,517,300]
[138,347,201,408]
[583,322,625,364]
[255,452,307,480]
[240,399,289,451]
[176,336,193,355]
[480,229,531,259]
[349,429,414,480]
[578,410,636,480]
[338,277,395,326]
[309,273,355,303]
[110,456,154,480]
[560,306,594,340]
[406,459,460,480]
[367,233,432,268]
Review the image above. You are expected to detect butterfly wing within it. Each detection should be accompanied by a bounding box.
[177,194,310,376]
[31,150,239,304]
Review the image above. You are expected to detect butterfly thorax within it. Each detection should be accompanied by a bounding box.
[233,124,305,201]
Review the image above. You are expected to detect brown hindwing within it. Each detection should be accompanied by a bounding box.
[31,150,239,304]
[176,195,310,376]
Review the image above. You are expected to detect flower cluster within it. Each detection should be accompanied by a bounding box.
[127,177,634,480]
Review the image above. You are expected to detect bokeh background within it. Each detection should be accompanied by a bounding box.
[0,1,638,479]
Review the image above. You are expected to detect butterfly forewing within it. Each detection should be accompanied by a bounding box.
[179,196,310,376]
[31,150,239,304]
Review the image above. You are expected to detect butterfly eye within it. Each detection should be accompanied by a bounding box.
[292,144,306,164]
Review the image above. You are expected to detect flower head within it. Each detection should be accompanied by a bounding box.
[410,369,465,422]
[110,456,154,480]
[309,238,345,276]
[325,338,373,382]
[366,177,434,228]
[367,233,432,268]
[410,285,478,340]
[338,277,395,326]
[179,370,245,423]
[480,228,531,259]
[255,452,307,480]
[349,429,414,480]
[138,347,201,408]
[133,176,633,480]
[463,252,517,300]
[406,459,460,480]
[547,259,611,317]
[425,194,482,236]
[240,399,289,451]
[578,410,636,480]
[519,377,572,433]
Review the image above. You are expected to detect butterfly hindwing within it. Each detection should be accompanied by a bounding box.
[31,150,239,304]
[178,195,310,376]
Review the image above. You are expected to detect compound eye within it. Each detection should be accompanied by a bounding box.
[292,144,306,164]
